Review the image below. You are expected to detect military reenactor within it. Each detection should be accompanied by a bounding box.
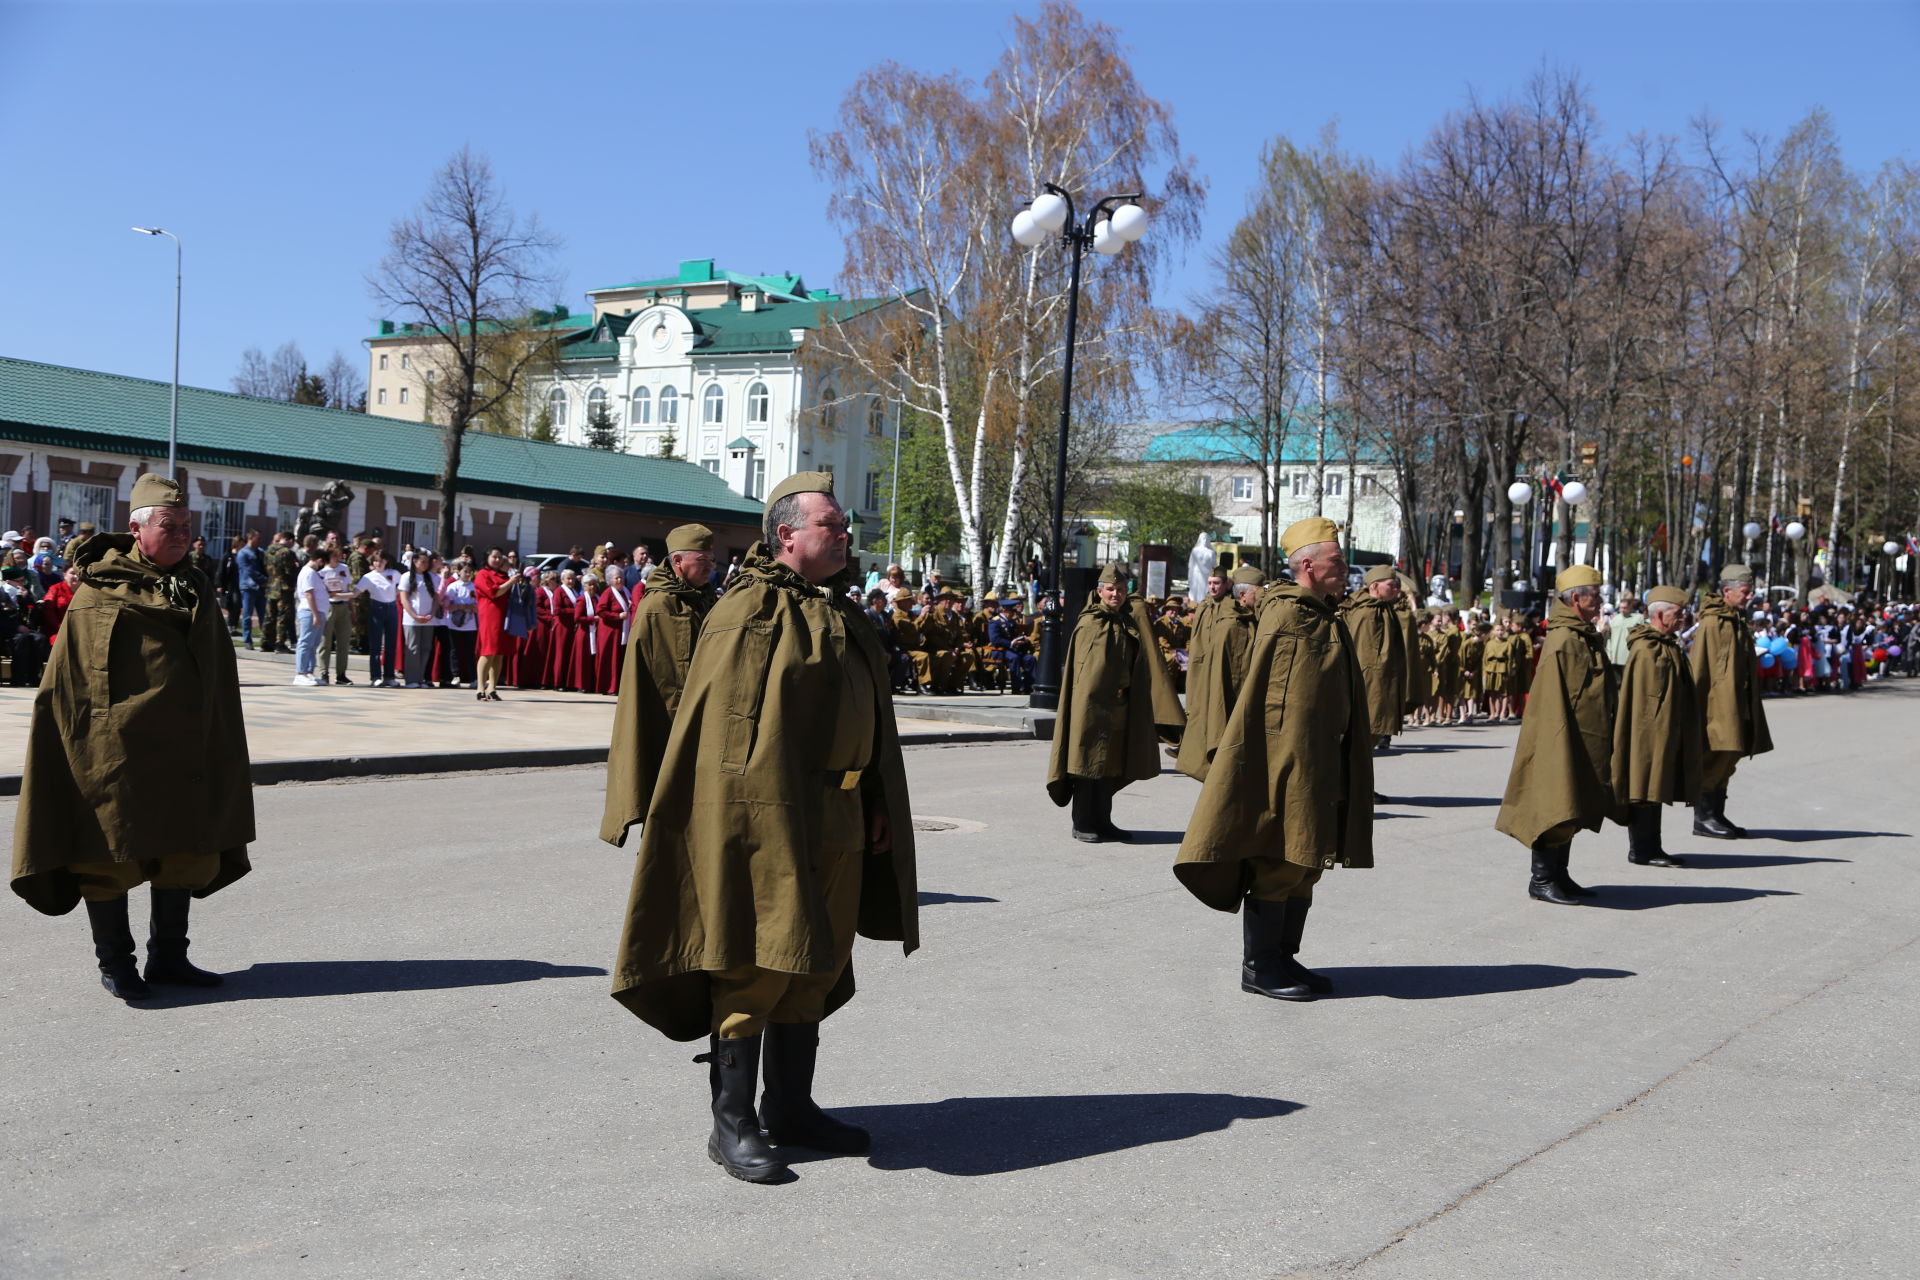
[923,591,968,695]
[1127,590,1188,752]
[10,474,252,999]
[967,593,1000,690]
[1340,566,1409,802]
[988,598,1035,694]
[1433,609,1463,724]
[1047,564,1162,843]
[1174,518,1372,1002]
[890,588,930,693]
[1690,563,1773,838]
[185,534,217,584]
[348,533,374,657]
[264,530,297,653]
[1481,615,1513,721]
[1494,566,1621,905]
[1613,586,1702,867]
[1177,565,1264,781]
[609,473,917,1185]
[598,523,720,848]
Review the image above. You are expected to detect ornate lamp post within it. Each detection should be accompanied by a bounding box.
[1011,184,1149,709]
[132,227,182,478]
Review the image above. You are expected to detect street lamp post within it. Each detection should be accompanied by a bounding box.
[1011,184,1149,709]
[132,227,182,478]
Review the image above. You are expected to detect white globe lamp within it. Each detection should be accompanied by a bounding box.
[1784,521,1807,542]
[1884,540,1901,555]
[1742,521,1762,541]
[1011,210,1047,247]
[1029,192,1069,233]
[1110,203,1149,241]
[1507,481,1533,505]
[1561,480,1589,506]
[1091,219,1124,255]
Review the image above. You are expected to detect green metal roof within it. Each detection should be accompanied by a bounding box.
[590,259,815,301]
[558,294,908,362]
[1143,412,1388,466]
[0,357,764,523]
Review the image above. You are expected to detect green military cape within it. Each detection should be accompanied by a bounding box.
[1506,631,1535,697]
[597,565,717,847]
[1046,594,1161,804]
[1173,584,1374,912]
[1612,624,1704,805]
[609,546,917,1042]
[1129,595,1187,745]
[1175,596,1257,781]
[11,536,254,915]
[1494,603,1622,848]
[1396,601,1427,713]
[1340,592,1408,738]
[1690,596,1774,759]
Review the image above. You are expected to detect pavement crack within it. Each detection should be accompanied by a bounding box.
[1328,928,1920,1276]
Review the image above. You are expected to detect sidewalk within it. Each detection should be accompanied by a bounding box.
[0,642,1038,794]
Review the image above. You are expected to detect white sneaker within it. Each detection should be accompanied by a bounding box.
[292,674,318,686]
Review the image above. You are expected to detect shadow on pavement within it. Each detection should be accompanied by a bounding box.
[1385,743,1504,754]
[138,959,607,1004]
[917,891,1000,906]
[1119,830,1186,846]
[1749,828,1910,843]
[803,1093,1301,1175]
[1318,964,1633,999]
[1386,795,1501,808]
[1677,852,1852,869]
[1586,885,1798,911]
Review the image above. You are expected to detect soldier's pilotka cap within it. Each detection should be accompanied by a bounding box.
[1097,562,1129,586]
[1280,516,1339,558]
[1719,562,1756,585]
[666,523,714,553]
[766,470,836,508]
[1647,585,1690,607]
[892,589,915,603]
[129,473,186,509]
[1555,564,1603,590]
[1231,565,1267,587]
[1363,565,1398,586]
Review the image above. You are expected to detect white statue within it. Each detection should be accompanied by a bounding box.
[1186,533,1217,595]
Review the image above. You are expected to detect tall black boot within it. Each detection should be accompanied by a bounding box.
[696,1035,789,1183]
[1241,898,1313,1000]
[1627,805,1685,867]
[1715,787,1749,838]
[1092,779,1131,843]
[1277,899,1334,995]
[85,897,151,1000]
[1693,788,1738,839]
[144,888,224,986]
[1070,780,1104,843]
[1528,843,1584,906]
[759,1022,870,1154]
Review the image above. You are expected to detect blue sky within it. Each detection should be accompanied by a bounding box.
[3,1,1915,406]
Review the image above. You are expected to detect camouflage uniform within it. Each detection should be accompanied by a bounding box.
[264,540,296,652]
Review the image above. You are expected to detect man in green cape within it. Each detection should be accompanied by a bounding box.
[1341,565,1409,800]
[1690,563,1773,838]
[1175,565,1264,782]
[1173,518,1373,1003]
[598,523,718,848]
[608,473,917,1185]
[10,474,252,999]
[1494,565,1622,905]
[1045,563,1161,842]
[1612,586,1703,868]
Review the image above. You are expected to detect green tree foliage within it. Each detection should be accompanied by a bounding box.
[1103,467,1219,553]
[583,399,622,451]
[880,409,962,563]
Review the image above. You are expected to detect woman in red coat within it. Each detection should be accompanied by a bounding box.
[472,547,513,702]
[592,565,632,695]
[548,571,583,691]
[40,565,78,642]
[566,575,600,693]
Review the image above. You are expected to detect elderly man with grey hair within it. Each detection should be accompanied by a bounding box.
[1690,563,1773,837]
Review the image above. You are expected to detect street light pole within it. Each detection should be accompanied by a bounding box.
[133,227,182,478]
[1012,183,1147,710]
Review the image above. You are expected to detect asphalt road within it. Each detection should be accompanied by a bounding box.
[2,683,1915,1279]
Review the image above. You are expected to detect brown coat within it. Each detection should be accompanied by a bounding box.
[1340,593,1407,737]
[1046,595,1160,803]
[10,536,254,915]
[1173,585,1374,912]
[598,565,716,847]
[1175,597,1257,781]
[609,547,918,1042]
[1612,624,1704,805]
[1397,602,1427,711]
[1495,604,1621,848]
[1690,596,1774,759]
[1129,596,1187,743]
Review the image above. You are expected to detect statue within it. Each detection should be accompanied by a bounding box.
[1186,532,1217,594]
[294,480,355,543]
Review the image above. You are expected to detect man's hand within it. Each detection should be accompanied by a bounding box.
[868,807,892,856]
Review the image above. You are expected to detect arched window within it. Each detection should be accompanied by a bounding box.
[630,386,651,426]
[746,381,770,425]
[658,386,680,425]
[867,396,885,436]
[548,386,569,428]
[587,386,608,421]
[702,383,726,426]
[821,386,837,432]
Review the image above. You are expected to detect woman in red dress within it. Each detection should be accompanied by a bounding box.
[593,565,632,695]
[40,565,78,642]
[548,570,583,691]
[472,547,513,702]
[567,574,600,693]
[519,570,557,689]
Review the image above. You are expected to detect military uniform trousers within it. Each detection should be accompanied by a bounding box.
[708,843,863,1040]
[70,851,221,902]
[906,648,933,687]
[1247,859,1324,904]
[1702,750,1742,790]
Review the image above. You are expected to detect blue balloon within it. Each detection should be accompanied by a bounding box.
[1759,651,1776,669]
[1769,637,1793,657]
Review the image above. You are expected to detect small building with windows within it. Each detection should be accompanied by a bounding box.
[366,258,911,560]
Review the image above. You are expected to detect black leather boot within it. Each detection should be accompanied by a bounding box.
[696,1035,789,1183]
[1277,899,1334,995]
[1092,780,1131,844]
[1715,788,1749,838]
[85,897,152,1000]
[143,888,224,986]
[1241,898,1313,1000]
[1693,789,1739,839]
[1070,780,1104,843]
[1528,843,1584,906]
[759,1022,870,1154]
[1627,805,1685,867]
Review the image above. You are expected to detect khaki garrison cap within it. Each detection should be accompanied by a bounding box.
[130,473,186,509]
[1719,563,1757,585]
[766,470,836,508]
[1280,517,1340,558]
[1230,565,1267,587]
[666,523,714,553]
[1363,565,1398,585]
[1555,565,1603,590]
[1646,585,1690,607]
[1097,563,1129,586]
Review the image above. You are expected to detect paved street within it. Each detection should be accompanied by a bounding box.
[2,682,1915,1279]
